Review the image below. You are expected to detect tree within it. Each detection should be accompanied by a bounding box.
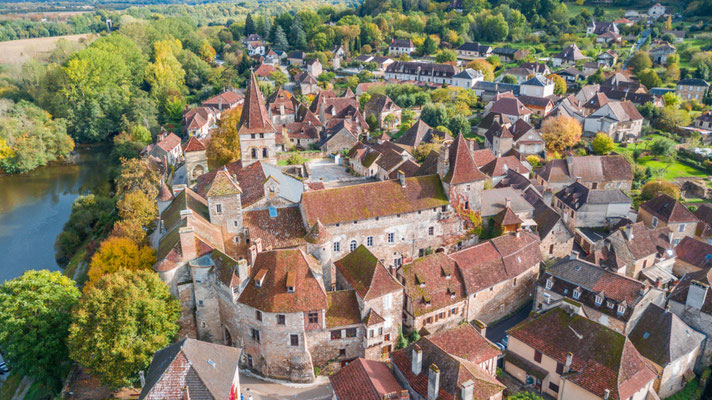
[482,14,509,41]
[548,74,567,95]
[110,218,147,245]
[629,51,652,74]
[657,106,691,131]
[422,36,437,55]
[87,237,156,287]
[117,190,157,228]
[641,180,680,201]
[68,270,179,389]
[591,132,615,155]
[508,393,544,400]
[448,114,470,136]
[638,69,662,89]
[421,103,449,128]
[541,115,582,153]
[273,25,289,51]
[665,63,680,82]
[435,49,457,63]
[649,136,677,158]
[466,59,494,82]
[116,157,160,199]
[0,270,80,391]
[501,74,518,84]
[269,70,288,87]
[245,13,256,36]
[207,106,243,169]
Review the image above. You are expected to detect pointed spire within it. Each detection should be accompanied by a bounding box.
[157,179,174,202]
[305,219,332,244]
[343,87,355,98]
[238,71,275,135]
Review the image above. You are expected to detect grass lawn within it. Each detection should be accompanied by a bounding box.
[637,156,708,179]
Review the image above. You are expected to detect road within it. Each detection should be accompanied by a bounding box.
[238,371,332,400]
[484,302,532,344]
[624,28,651,68]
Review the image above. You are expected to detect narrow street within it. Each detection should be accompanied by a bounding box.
[238,371,332,400]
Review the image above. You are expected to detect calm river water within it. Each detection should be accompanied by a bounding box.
[0,147,110,281]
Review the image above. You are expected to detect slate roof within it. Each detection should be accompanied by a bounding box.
[488,97,532,117]
[139,338,241,400]
[400,252,467,317]
[529,197,566,239]
[675,236,712,270]
[508,308,656,400]
[395,119,451,148]
[639,193,698,224]
[694,203,712,237]
[238,72,275,135]
[456,42,492,53]
[237,249,328,313]
[628,304,705,367]
[450,231,541,295]
[390,39,414,48]
[521,75,553,87]
[242,206,307,250]
[555,43,588,61]
[480,187,534,218]
[443,134,487,184]
[678,78,710,87]
[334,245,403,301]
[669,269,712,314]
[555,181,631,211]
[330,358,405,400]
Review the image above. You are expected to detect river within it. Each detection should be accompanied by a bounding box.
[0,146,111,282]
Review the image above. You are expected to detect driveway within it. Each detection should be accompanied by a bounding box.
[238,371,332,400]
[484,302,533,344]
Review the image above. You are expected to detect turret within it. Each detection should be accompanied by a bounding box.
[205,167,243,234]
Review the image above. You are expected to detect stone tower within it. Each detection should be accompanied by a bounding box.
[183,136,208,184]
[205,167,243,234]
[238,71,277,167]
[305,219,335,289]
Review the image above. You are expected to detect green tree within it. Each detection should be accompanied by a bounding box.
[649,136,677,158]
[629,51,652,74]
[641,180,680,200]
[68,270,180,389]
[508,393,544,400]
[245,13,256,36]
[0,270,80,391]
[482,14,509,41]
[435,49,457,63]
[422,36,437,55]
[270,70,289,87]
[638,69,662,89]
[421,103,449,128]
[591,132,615,155]
[273,25,289,51]
[657,106,691,131]
[501,74,518,84]
[448,114,470,136]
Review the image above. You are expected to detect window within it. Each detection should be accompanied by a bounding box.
[277,315,286,325]
[369,329,374,338]
[513,277,517,286]
[287,286,294,293]
[595,295,603,306]
[534,350,542,363]
[465,201,469,210]
[428,227,434,236]
[545,279,553,290]
[259,133,264,138]
[607,301,614,309]
[262,148,268,158]
[573,288,581,300]
[290,334,299,346]
[385,294,392,308]
[251,134,256,139]
[308,311,319,324]
[346,328,357,338]
[556,362,564,374]
[331,330,342,340]
[674,238,681,246]
[378,327,383,335]
[367,236,373,247]
[215,204,223,214]
[387,233,394,243]
[679,224,686,233]
[201,321,207,328]
[339,348,346,356]
[549,244,554,255]
[385,333,391,341]
[251,148,257,158]
[198,300,204,307]
[256,310,262,321]
[617,304,626,315]
[251,328,261,343]
[451,307,458,315]
[549,382,559,393]
[652,217,659,227]
[333,241,341,252]
[350,240,357,252]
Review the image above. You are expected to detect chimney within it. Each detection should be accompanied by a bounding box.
[564,352,573,373]
[411,345,423,375]
[218,97,223,110]
[179,226,197,261]
[604,389,610,400]
[566,155,574,169]
[255,237,263,253]
[398,170,406,187]
[139,370,146,388]
[686,280,709,310]
[472,320,487,336]
[248,244,258,267]
[505,198,511,209]
[569,250,579,260]
[468,139,475,153]
[237,259,249,281]
[399,390,409,400]
[427,364,440,400]
[436,142,451,179]
[461,380,474,400]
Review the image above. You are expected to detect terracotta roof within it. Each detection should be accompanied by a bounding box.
[326,290,362,328]
[494,207,523,227]
[488,97,532,117]
[555,43,588,61]
[363,309,385,326]
[450,231,541,295]
[329,358,404,400]
[426,324,501,364]
[238,72,275,135]
[675,236,712,270]
[640,193,698,224]
[335,245,403,301]
[444,134,487,184]
[204,167,242,197]
[301,174,448,226]
[508,308,656,400]
[479,156,529,178]
[694,203,712,237]
[156,132,182,153]
[242,206,307,250]
[202,91,243,108]
[237,249,327,313]
[401,252,467,317]
[157,180,174,201]
[471,149,496,167]
[183,136,206,152]
[395,119,451,148]
[304,219,332,244]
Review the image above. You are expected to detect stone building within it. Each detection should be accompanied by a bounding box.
[534,257,666,335]
[505,308,657,400]
[266,87,299,126]
[638,193,698,245]
[435,134,486,213]
[533,155,633,193]
[668,269,712,367]
[148,131,183,166]
[329,358,407,400]
[363,94,402,130]
[673,236,712,276]
[553,181,632,230]
[238,72,277,167]
[525,194,575,261]
[182,137,208,184]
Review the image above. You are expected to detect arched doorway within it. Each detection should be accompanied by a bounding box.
[224,327,233,346]
[192,164,205,180]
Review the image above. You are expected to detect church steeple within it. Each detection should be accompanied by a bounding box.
[238,71,275,135]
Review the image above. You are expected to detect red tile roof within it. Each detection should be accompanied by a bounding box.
[443,134,487,185]
[479,155,529,178]
[301,174,448,226]
[640,193,698,224]
[426,324,500,364]
[242,206,307,250]
[401,252,467,317]
[334,245,403,301]
[156,132,182,153]
[204,168,242,197]
[183,136,206,152]
[238,72,275,135]
[237,249,327,313]
[329,358,405,400]
[675,236,712,270]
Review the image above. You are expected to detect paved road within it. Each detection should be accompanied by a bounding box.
[484,302,533,344]
[624,28,651,68]
[238,371,332,400]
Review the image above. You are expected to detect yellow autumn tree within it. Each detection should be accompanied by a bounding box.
[117,190,157,228]
[541,115,582,154]
[206,106,242,169]
[86,237,156,288]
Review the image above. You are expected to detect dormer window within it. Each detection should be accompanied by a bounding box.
[607,301,614,309]
[287,286,295,293]
[617,304,626,315]
[545,277,554,290]
[595,295,603,306]
[254,268,267,288]
[573,287,581,300]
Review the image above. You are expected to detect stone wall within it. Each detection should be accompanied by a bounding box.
[539,221,574,261]
[467,265,539,324]
[668,300,712,371]
[192,267,223,342]
[409,299,467,334]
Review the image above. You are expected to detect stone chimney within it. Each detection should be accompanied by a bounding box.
[237,259,249,281]
[139,370,146,388]
[564,352,573,373]
[248,244,258,268]
[686,280,709,310]
[436,142,451,179]
[398,170,406,188]
[566,154,574,169]
[468,139,475,153]
[472,320,487,336]
[411,345,423,375]
[604,389,610,400]
[255,237,263,253]
[461,380,474,400]
[427,364,440,400]
[179,226,197,261]
[505,198,511,209]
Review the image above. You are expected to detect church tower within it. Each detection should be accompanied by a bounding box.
[238,71,277,167]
